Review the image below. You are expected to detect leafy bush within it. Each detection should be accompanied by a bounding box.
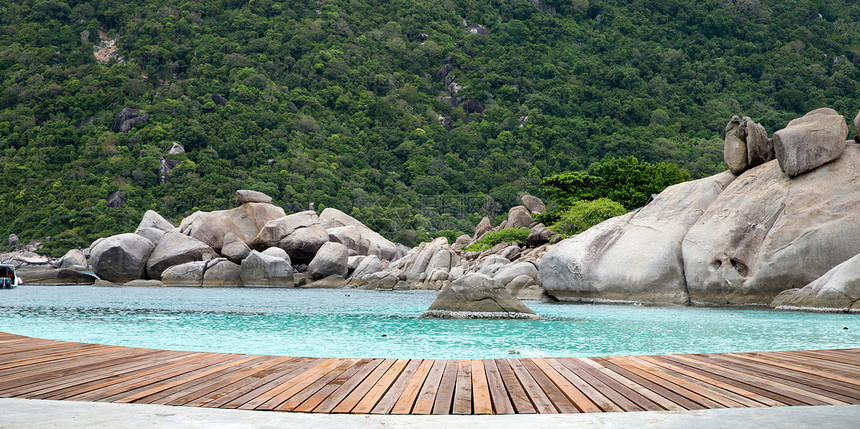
[550,198,627,238]
[464,228,530,252]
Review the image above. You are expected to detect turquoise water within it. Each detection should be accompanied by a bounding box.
[1,286,857,359]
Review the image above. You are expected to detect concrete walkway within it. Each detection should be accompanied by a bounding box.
[1,399,858,428]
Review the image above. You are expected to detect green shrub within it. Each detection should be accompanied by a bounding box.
[550,198,626,238]
[464,228,530,252]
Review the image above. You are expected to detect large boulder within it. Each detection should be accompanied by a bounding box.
[220,233,251,264]
[180,203,286,252]
[319,208,397,260]
[351,255,384,280]
[57,249,87,269]
[745,119,774,168]
[239,250,294,287]
[137,210,174,232]
[146,232,218,280]
[252,211,329,264]
[683,146,860,305]
[771,253,860,313]
[236,190,272,205]
[307,242,349,280]
[521,195,546,214]
[493,262,539,287]
[15,267,97,285]
[724,116,774,175]
[203,259,242,287]
[423,274,539,319]
[541,171,736,305]
[506,206,533,229]
[161,261,207,286]
[90,233,156,283]
[474,216,492,239]
[773,108,848,177]
[403,238,459,284]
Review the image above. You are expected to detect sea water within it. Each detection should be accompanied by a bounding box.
[1,286,857,359]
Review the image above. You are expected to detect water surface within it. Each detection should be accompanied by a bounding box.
[1,286,857,359]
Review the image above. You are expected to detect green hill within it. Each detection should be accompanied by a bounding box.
[1,0,858,255]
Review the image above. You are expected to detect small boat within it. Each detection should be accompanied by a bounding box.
[0,263,21,289]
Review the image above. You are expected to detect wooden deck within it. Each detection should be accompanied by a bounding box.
[1,331,858,414]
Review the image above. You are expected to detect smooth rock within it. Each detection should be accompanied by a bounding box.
[423,273,539,319]
[220,233,251,264]
[773,108,848,177]
[745,119,774,168]
[771,252,860,312]
[110,107,150,133]
[161,261,207,286]
[319,208,397,260]
[261,247,290,261]
[683,146,860,305]
[137,210,174,232]
[252,211,329,264]
[57,249,87,269]
[136,228,166,246]
[541,171,736,305]
[15,268,96,285]
[506,206,533,229]
[307,242,349,280]
[499,245,521,261]
[203,260,242,287]
[505,275,545,301]
[236,190,272,205]
[474,217,492,239]
[525,226,553,248]
[181,203,286,252]
[351,255,383,280]
[454,234,472,248]
[521,195,546,214]
[305,274,348,288]
[90,233,156,283]
[494,262,539,287]
[239,250,294,287]
[146,232,218,280]
[123,279,164,287]
[724,115,748,174]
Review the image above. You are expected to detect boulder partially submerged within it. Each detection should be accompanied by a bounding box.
[771,253,860,313]
[423,273,539,319]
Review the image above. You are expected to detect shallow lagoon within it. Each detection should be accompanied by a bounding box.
[1,286,857,359]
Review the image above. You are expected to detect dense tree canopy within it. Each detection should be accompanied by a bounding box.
[0,0,858,255]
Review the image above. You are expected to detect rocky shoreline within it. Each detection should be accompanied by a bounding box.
[4,108,860,314]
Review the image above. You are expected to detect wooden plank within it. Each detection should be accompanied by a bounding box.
[176,357,307,408]
[371,359,424,415]
[767,351,860,379]
[312,359,384,413]
[578,357,686,411]
[142,356,275,405]
[292,358,375,413]
[176,356,298,407]
[637,356,777,407]
[596,357,708,410]
[470,359,493,415]
[331,358,397,413]
[702,354,857,403]
[494,358,536,414]
[609,356,739,408]
[556,358,650,412]
[793,349,860,366]
[431,360,458,415]
[410,359,446,415]
[666,354,826,406]
[242,358,345,410]
[531,358,603,412]
[520,359,579,413]
[215,357,327,409]
[351,359,410,414]
[276,359,359,412]
[451,359,472,415]
[508,359,557,413]
[727,353,860,390]
[483,358,514,414]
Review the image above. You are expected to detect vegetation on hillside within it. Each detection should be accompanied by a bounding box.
[1,0,858,255]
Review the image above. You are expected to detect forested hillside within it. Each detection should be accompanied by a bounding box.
[1,0,858,255]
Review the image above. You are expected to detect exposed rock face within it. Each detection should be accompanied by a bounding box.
[474,217,492,239]
[351,255,383,280]
[319,208,397,260]
[236,190,272,205]
[181,203,286,252]
[160,258,241,287]
[161,261,207,286]
[402,238,459,287]
[110,108,151,133]
[724,116,774,175]
[771,253,860,312]
[521,195,546,214]
[146,232,218,280]
[526,225,553,248]
[307,242,349,280]
[220,233,251,264]
[252,211,329,264]
[261,247,290,260]
[107,191,125,207]
[239,250,294,287]
[57,249,87,269]
[15,267,96,285]
[506,206,533,229]
[541,171,736,305]
[773,108,848,177]
[137,210,174,232]
[203,260,242,286]
[90,233,156,283]
[8,234,18,248]
[423,274,539,319]
[211,93,227,106]
[683,146,860,305]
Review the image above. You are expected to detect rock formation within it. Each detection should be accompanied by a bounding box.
[146,232,218,280]
[423,274,539,319]
[252,210,329,264]
[772,108,848,177]
[110,108,151,133]
[771,253,860,313]
[90,233,156,283]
